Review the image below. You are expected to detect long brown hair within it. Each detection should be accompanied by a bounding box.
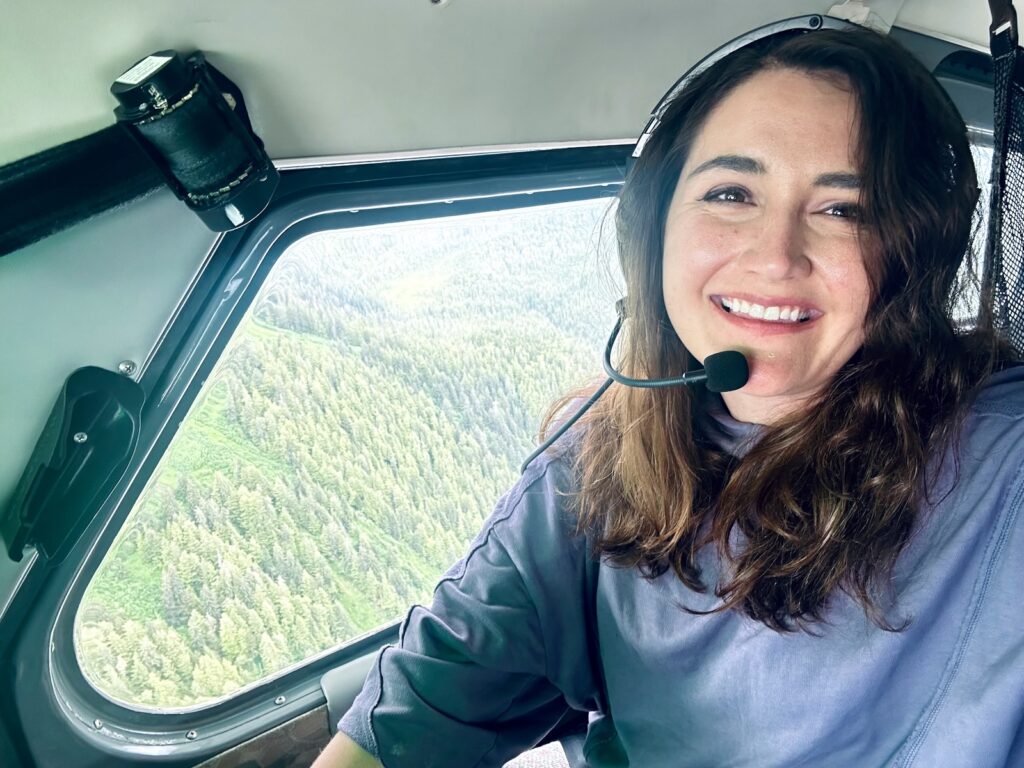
[544,28,1012,632]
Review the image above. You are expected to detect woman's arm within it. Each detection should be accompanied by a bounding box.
[312,732,383,768]
[327,457,600,767]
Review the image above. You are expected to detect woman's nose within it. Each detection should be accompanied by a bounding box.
[737,212,811,279]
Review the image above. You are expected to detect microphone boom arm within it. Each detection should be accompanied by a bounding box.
[520,312,747,473]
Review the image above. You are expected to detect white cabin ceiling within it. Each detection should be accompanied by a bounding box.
[0,0,993,168]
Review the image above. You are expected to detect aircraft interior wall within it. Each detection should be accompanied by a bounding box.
[0,192,215,609]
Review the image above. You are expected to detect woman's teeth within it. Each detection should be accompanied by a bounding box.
[719,297,811,323]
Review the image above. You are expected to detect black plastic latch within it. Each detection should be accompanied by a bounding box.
[1,366,144,564]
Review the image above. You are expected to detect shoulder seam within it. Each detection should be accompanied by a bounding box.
[433,459,560,591]
[971,401,1024,418]
[433,459,561,682]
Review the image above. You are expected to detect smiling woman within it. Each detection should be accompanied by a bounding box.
[663,68,871,423]
[565,25,1010,638]
[315,22,1024,768]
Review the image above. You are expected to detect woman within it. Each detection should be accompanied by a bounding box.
[316,24,1024,768]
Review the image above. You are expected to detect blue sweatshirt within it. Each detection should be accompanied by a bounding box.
[340,366,1024,767]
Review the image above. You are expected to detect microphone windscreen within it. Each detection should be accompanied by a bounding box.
[703,351,749,393]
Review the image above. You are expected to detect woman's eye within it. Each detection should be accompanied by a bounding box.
[823,202,863,220]
[702,187,749,204]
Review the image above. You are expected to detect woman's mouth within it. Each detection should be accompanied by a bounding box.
[715,295,817,324]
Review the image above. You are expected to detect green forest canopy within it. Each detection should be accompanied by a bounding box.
[75,198,620,709]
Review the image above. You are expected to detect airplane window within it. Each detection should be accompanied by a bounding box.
[71,196,620,709]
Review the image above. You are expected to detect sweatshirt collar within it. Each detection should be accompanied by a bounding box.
[700,395,764,458]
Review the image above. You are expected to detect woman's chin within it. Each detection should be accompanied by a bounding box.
[735,362,818,405]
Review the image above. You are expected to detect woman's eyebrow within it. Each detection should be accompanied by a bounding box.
[814,171,861,189]
[686,154,763,178]
[685,155,861,189]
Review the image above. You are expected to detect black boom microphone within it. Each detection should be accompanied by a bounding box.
[520,309,749,472]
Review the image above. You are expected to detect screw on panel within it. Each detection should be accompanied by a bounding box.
[93,719,103,730]
[117,360,137,376]
[274,695,286,705]
[73,433,88,444]
[186,730,198,740]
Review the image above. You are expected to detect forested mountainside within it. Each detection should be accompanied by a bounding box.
[75,199,619,708]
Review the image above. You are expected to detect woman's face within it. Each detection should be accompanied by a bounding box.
[662,67,871,424]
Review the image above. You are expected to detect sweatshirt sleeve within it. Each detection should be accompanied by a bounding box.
[338,454,601,768]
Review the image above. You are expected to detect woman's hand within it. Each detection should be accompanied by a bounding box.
[311,732,384,768]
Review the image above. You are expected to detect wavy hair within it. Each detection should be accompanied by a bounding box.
[544,27,1013,631]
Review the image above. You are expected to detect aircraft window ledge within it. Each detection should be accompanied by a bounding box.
[273,138,635,171]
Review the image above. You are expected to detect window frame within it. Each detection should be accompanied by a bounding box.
[21,143,629,762]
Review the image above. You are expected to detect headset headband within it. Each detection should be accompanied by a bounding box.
[632,14,857,158]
